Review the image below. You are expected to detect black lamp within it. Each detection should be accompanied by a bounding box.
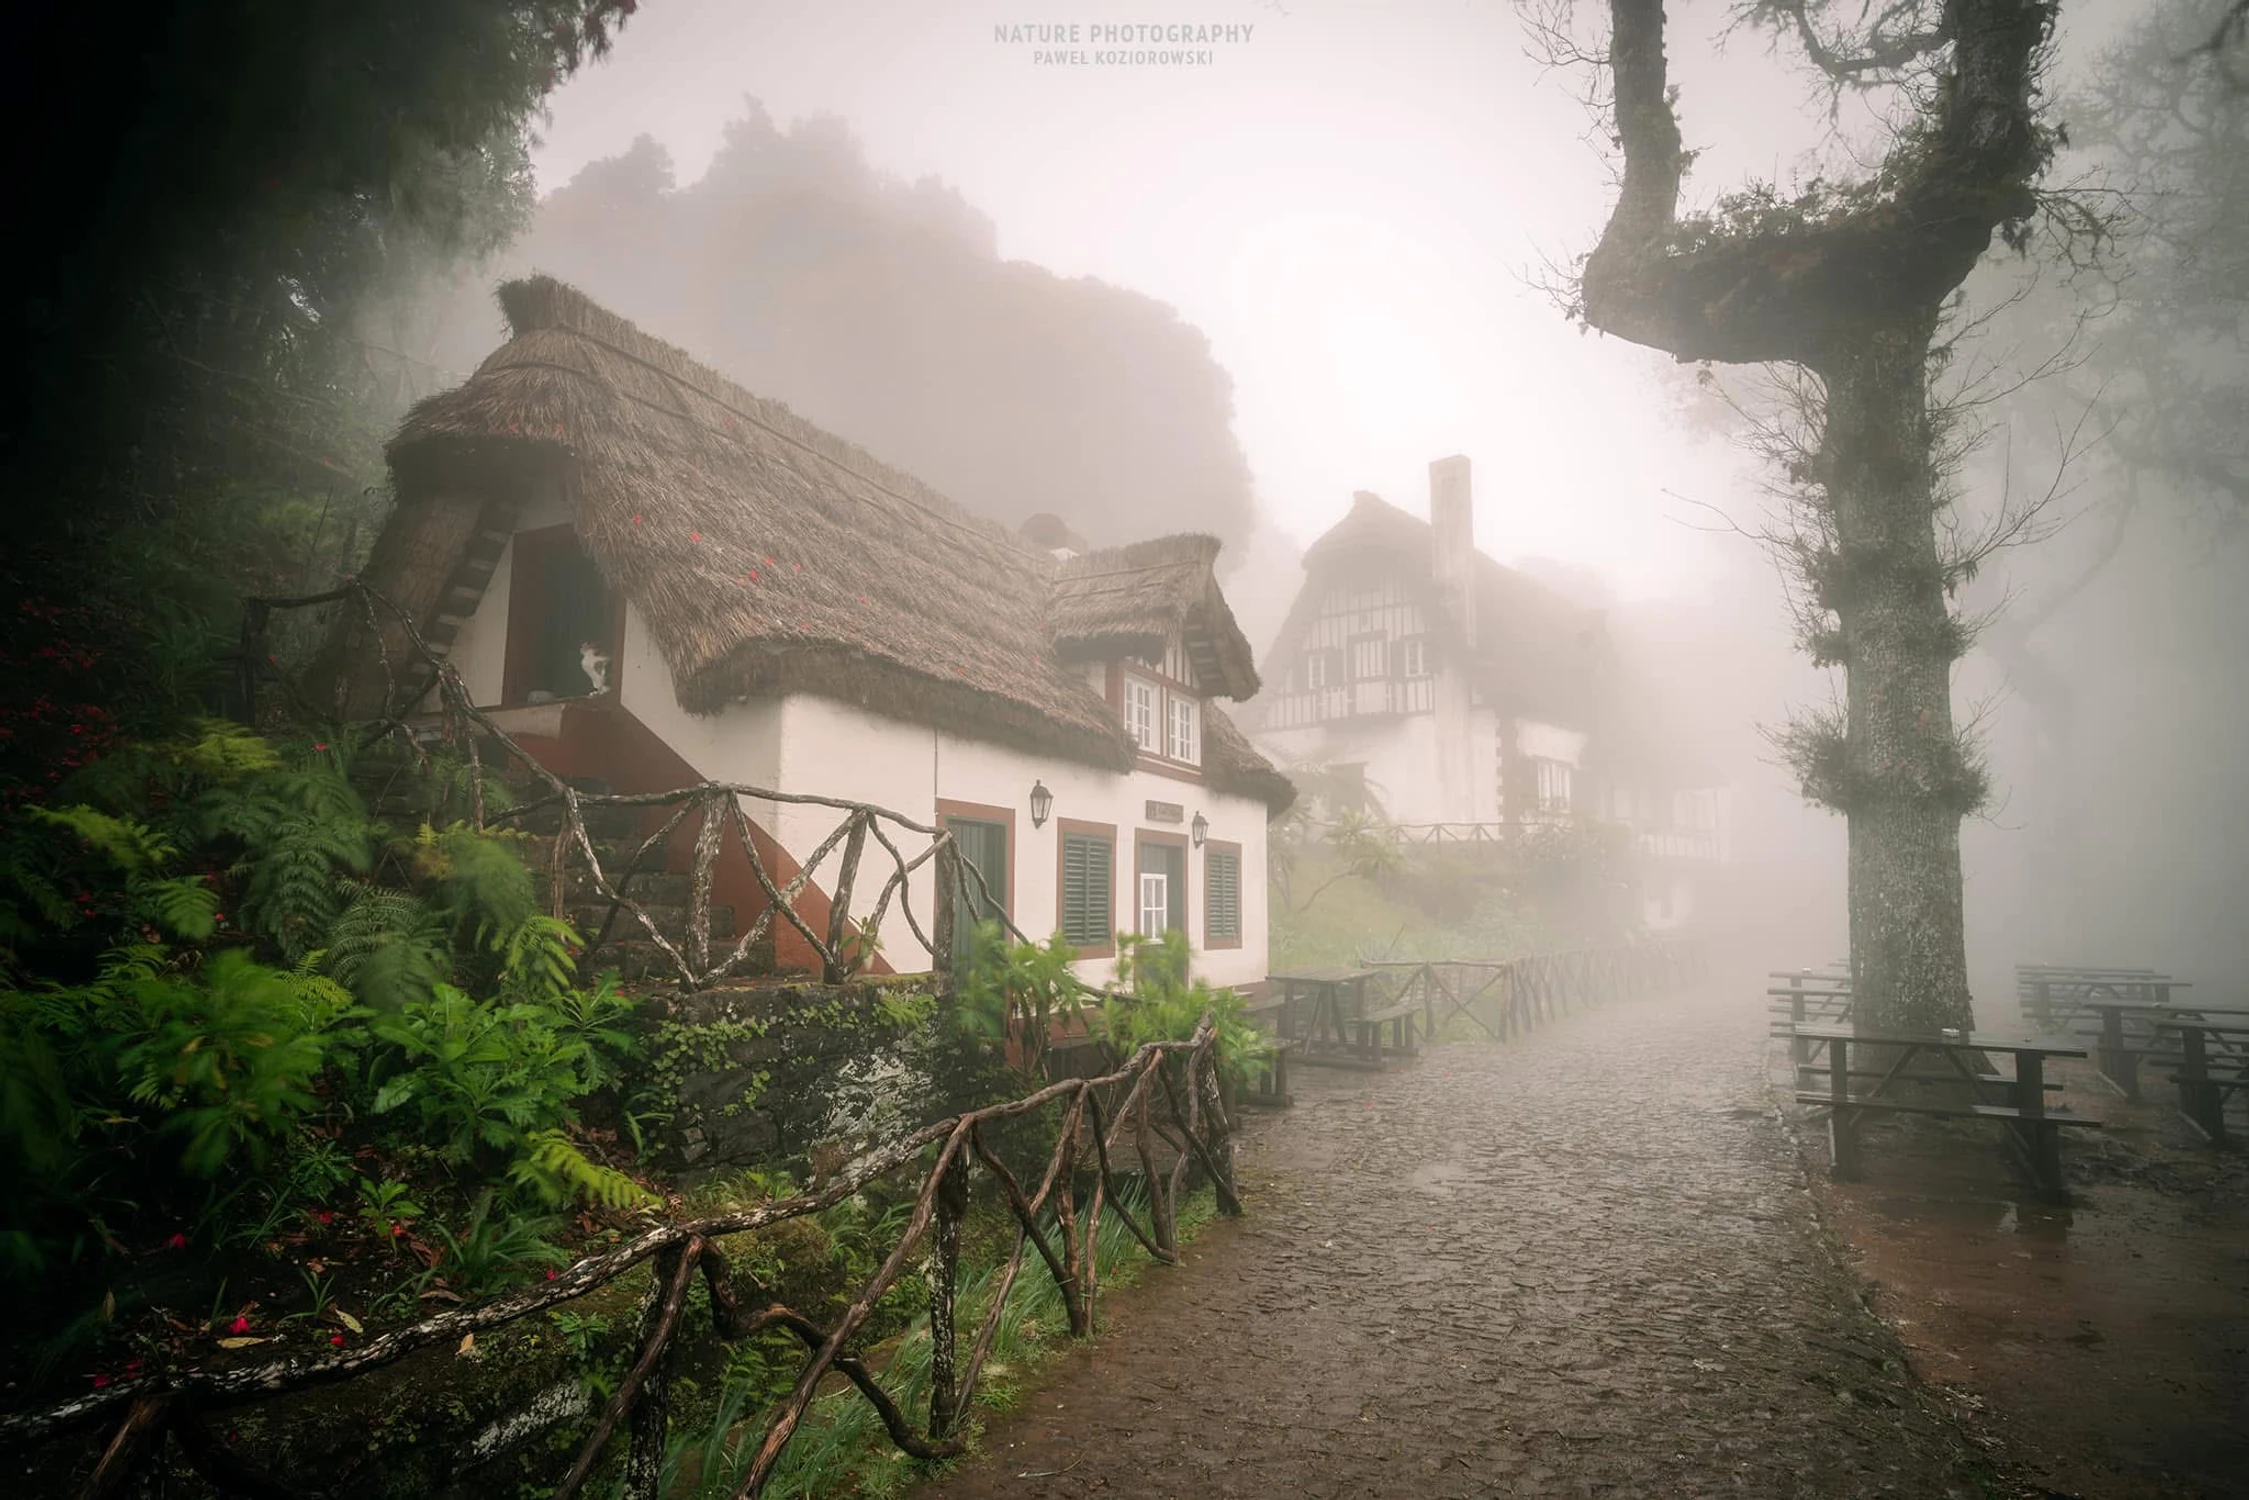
[1190,810,1208,848]
[1029,779,1053,829]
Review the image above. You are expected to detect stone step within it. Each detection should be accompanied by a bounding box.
[586,929,778,984]
[566,902,737,945]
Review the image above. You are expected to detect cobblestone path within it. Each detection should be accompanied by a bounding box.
[915,981,2011,1499]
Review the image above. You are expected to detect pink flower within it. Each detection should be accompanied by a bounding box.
[228,1316,251,1336]
[544,1268,558,1281]
[91,1373,111,1388]
[329,1334,345,1347]
[165,1231,188,1250]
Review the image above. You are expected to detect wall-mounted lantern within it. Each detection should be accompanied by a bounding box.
[1190,810,1209,848]
[1029,779,1053,829]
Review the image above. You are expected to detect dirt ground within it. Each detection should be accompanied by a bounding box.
[1801,1050,2249,1499]
[913,982,2031,1499]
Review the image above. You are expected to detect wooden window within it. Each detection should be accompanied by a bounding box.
[1204,840,1242,948]
[502,525,623,707]
[1166,694,1199,764]
[1124,676,1158,752]
[1134,834,1188,939]
[1056,819,1117,956]
[938,800,1013,964]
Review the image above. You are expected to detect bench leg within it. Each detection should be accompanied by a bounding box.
[1828,1106,1861,1180]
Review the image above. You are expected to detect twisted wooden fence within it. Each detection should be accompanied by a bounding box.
[3,1019,1237,1499]
[1361,938,1707,1043]
[234,582,1019,991]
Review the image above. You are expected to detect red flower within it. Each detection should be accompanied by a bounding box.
[390,1222,405,1238]
[690,532,702,542]
[746,571,758,583]
[228,1316,252,1336]
[312,742,328,752]
[545,1268,558,1281]
[314,1211,334,1226]
[91,1373,111,1389]
[329,1334,345,1347]
[632,514,644,524]
[166,1231,188,1250]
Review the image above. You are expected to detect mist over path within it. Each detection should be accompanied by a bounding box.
[915,983,2006,1498]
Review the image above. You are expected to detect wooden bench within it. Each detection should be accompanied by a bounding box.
[1240,1036,1301,1108]
[1791,1025,2100,1200]
[1348,1001,1418,1061]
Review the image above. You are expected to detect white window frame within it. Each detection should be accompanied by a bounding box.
[1123,675,1158,752]
[1304,652,1328,690]
[1349,637,1386,681]
[1166,693,1199,764]
[1402,638,1428,678]
[1138,871,1169,938]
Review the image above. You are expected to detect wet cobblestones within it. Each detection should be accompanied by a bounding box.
[917,983,2011,1499]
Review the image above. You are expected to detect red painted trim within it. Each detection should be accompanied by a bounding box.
[507,700,879,977]
[1133,828,1191,945]
[1133,753,1206,785]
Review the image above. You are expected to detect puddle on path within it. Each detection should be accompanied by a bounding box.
[1811,1070,2249,1500]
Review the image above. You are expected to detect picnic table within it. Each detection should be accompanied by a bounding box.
[1792,1024,2100,1200]
[1262,966,1414,1067]
[2016,965,2180,1031]
[2151,1017,2249,1146]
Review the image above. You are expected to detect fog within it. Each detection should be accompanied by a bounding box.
[422,0,2240,1004]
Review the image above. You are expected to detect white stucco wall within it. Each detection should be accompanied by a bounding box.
[447,534,513,708]
[768,694,1272,990]
[432,523,1273,989]
[1513,719,1588,767]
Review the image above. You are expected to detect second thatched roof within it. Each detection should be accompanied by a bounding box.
[384,277,1287,807]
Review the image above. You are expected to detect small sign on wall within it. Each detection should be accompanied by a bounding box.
[1144,800,1184,824]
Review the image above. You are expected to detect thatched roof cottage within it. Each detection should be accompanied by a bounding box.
[343,276,1290,986]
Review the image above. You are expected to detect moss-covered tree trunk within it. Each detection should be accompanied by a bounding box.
[1570,0,2058,1032]
[1819,323,1973,1030]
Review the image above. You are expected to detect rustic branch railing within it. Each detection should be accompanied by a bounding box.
[1358,939,1707,1043]
[4,1019,1238,1498]
[1374,821,1724,862]
[234,582,1029,992]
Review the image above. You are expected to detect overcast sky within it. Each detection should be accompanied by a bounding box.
[526,0,2137,608]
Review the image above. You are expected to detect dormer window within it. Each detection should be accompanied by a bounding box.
[1124,676,1159,753]
[1168,695,1199,763]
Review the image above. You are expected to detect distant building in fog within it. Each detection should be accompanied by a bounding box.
[1247,456,1730,932]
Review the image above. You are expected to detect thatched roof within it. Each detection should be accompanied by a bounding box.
[1047,535,1259,697]
[1287,491,1611,727]
[384,277,1290,807]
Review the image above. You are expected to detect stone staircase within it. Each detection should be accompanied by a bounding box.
[511,778,774,983]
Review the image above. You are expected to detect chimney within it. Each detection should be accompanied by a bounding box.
[1430,455,1475,648]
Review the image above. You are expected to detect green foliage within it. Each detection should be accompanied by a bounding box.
[510,1129,655,1211]
[0,722,644,1317]
[116,951,344,1175]
[431,1191,570,1295]
[1100,931,1265,1088]
[954,925,1084,1085]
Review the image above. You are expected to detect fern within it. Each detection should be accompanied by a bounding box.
[323,884,448,1010]
[27,806,177,873]
[413,823,537,953]
[499,914,581,1007]
[509,1128,655,1210]
[147,876,221,941]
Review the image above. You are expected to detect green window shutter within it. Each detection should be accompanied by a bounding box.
[1208,850,1241,940]
[947,819,1007,961]
[1062,833,1112,946]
